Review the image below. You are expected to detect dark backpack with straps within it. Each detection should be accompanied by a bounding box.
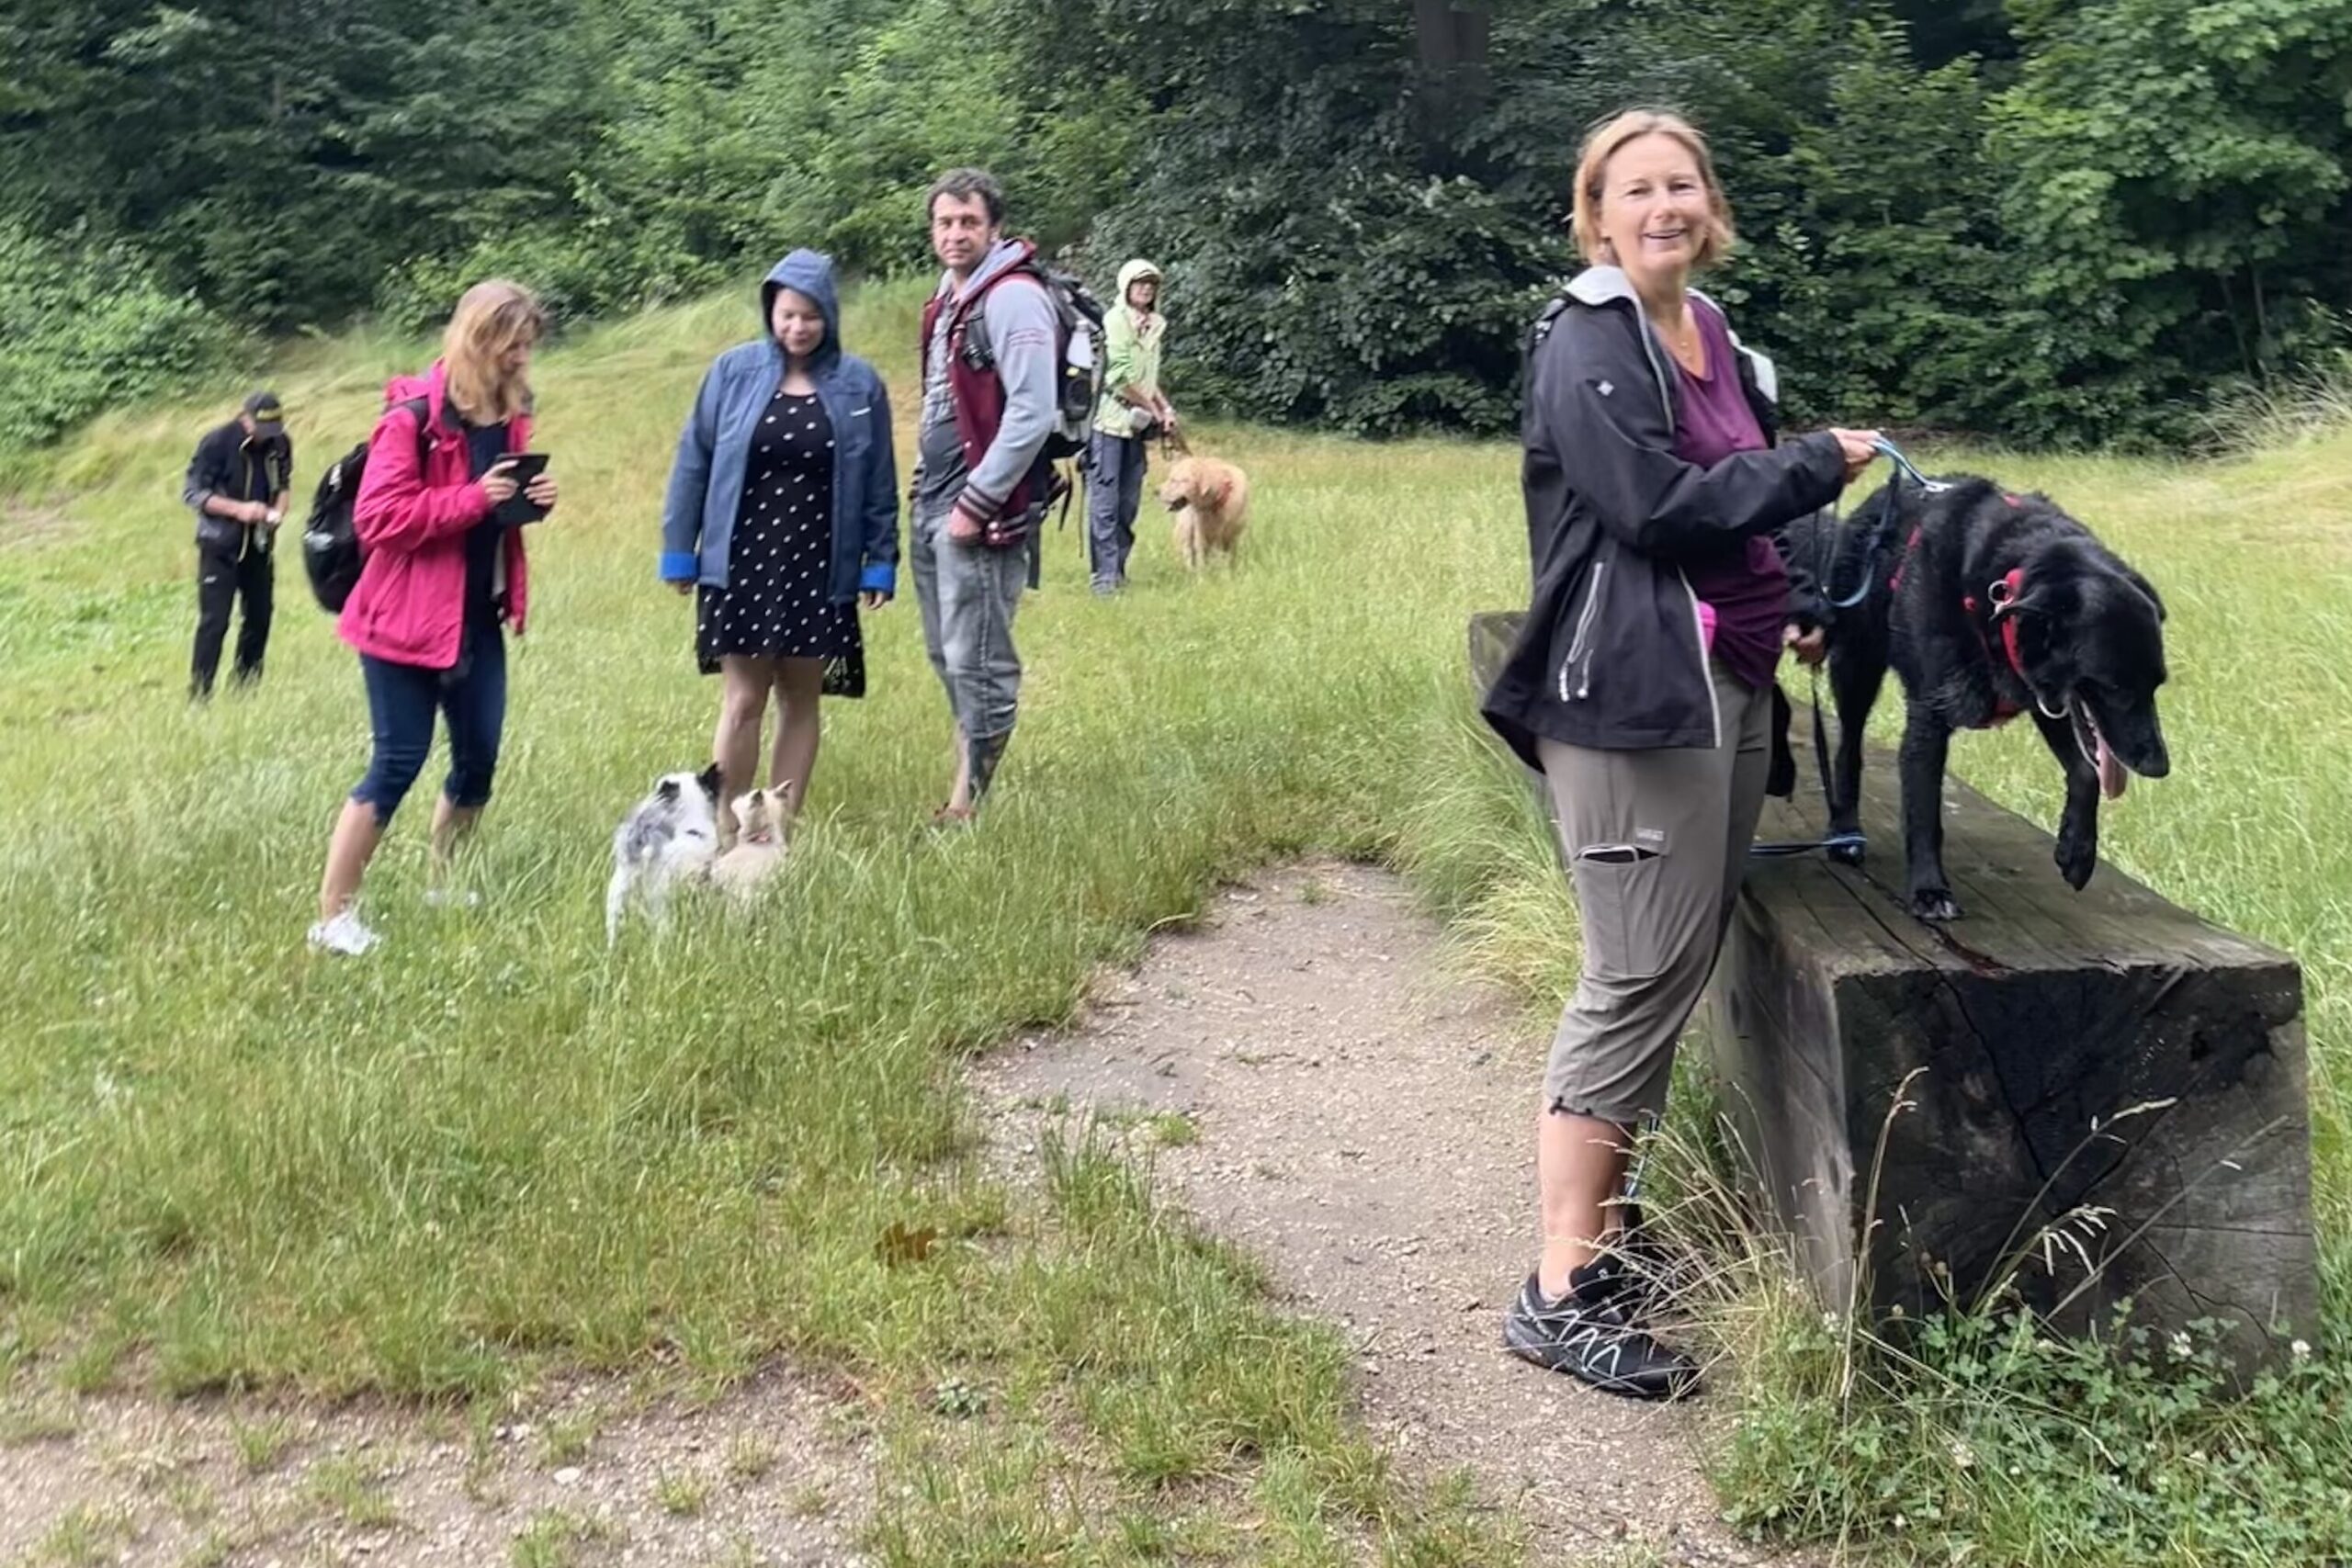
[302,397,429,613]
[956,257,1106,463]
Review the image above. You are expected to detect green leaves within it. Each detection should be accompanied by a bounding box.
[6,0,2352,450]
[0,221,246,456]
[1989,0,2352,435]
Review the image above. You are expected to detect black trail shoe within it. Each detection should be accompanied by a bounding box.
[1502,1258,1700,1400]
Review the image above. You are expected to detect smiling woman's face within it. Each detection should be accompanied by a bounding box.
[770,288,825,359]
[1595,131,1710,292]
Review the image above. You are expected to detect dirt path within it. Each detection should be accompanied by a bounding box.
[980,861,1785,1566]
[6,860,1792,1566]
[0,1365,874,1566]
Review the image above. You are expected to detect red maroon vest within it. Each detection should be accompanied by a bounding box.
[918,241,1050,525]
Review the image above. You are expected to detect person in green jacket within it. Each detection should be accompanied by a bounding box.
[1086,258,1177,594]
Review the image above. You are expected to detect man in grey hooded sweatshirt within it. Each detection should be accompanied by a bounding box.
[911,167,1061,821]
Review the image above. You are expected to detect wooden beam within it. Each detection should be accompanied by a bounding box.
[1713,748,2313,1368]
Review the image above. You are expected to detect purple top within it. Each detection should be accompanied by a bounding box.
[1668,300,1788,690]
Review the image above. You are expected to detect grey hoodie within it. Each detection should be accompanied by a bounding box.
[913,237,1060,518]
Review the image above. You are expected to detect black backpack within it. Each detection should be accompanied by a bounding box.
[958,259,1106,463]
[302,396,428,613]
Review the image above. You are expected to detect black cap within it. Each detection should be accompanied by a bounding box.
[243,390,284,428]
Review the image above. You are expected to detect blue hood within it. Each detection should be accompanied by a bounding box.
[762,250,841,373]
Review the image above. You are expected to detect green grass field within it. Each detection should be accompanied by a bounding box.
[3,278,2347,1563]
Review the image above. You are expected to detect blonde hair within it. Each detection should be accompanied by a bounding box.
[442,280,546,424]
[1569,109,1736,270]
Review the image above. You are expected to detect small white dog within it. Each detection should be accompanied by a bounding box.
[709,787,788,899]
[605,764,722,944]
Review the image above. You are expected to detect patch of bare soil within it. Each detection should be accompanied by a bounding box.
[0,1364,875,1566]
[980,861,1794,1566]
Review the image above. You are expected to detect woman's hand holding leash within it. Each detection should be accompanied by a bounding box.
[1829,428,1883,485]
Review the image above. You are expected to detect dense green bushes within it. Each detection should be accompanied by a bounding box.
[0,223,245,455]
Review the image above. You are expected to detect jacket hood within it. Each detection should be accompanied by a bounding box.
[1558,267,1774,404]
[383,364,446,428]
[944,236,1037,301]
[762,250,842,373]
[1565,264,1640,308]
[1568,265,1726,312]
[383,367,437,405]
[1115,258,1162,299]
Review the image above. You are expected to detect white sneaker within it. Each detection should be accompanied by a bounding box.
[423,887,482,910]
[307,908,381,956]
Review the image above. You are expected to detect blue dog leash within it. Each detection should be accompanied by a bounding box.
[1747,660,1865,860]
[1751,439,1946,859]
[1870,434,1950,496]
[1826,437,1949,609]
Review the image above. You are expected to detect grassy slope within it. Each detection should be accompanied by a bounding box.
[2,278,2346,1563]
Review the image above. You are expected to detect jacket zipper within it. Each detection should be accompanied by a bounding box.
[1640,301,1717,741]
[1557,560,1606,701]
[1677,568,1723,748]
[1633,309,1677,434]
[236,450,255,562]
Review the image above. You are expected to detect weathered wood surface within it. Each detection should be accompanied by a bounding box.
[1467,611,2316,1362]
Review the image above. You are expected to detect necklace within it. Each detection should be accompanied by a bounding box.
[1656,309,1703,374]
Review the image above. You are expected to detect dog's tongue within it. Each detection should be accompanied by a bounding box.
[2097,729,2128,801]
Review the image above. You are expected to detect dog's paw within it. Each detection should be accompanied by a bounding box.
[2054,831,2098,891]
[1908,885,1962,922]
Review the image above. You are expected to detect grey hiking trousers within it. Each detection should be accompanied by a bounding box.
[1535,661,1773,1125]
[911,500,1027,749]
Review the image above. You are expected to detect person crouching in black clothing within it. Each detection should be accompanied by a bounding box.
[184,389,293,700]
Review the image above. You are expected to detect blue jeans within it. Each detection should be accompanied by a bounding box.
[351,628,508,822]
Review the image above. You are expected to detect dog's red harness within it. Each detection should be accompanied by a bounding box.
[1888,525,1925,592]
[1962,567,2030,725]
[1883,494,2031,728]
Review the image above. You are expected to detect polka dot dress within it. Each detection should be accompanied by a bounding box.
[696,387,865,696]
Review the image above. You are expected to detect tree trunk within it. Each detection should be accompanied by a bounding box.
[1409,0,1491,155]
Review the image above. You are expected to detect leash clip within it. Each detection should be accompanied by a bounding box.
[1986,576,2019,615]
[1871,436,1953,495]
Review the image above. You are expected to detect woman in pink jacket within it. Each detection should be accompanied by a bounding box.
[310,280,559,956]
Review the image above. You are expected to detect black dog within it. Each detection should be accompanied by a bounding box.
[1785,477,2171,920]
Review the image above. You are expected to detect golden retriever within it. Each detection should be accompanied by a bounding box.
[1157,455,1250,571]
